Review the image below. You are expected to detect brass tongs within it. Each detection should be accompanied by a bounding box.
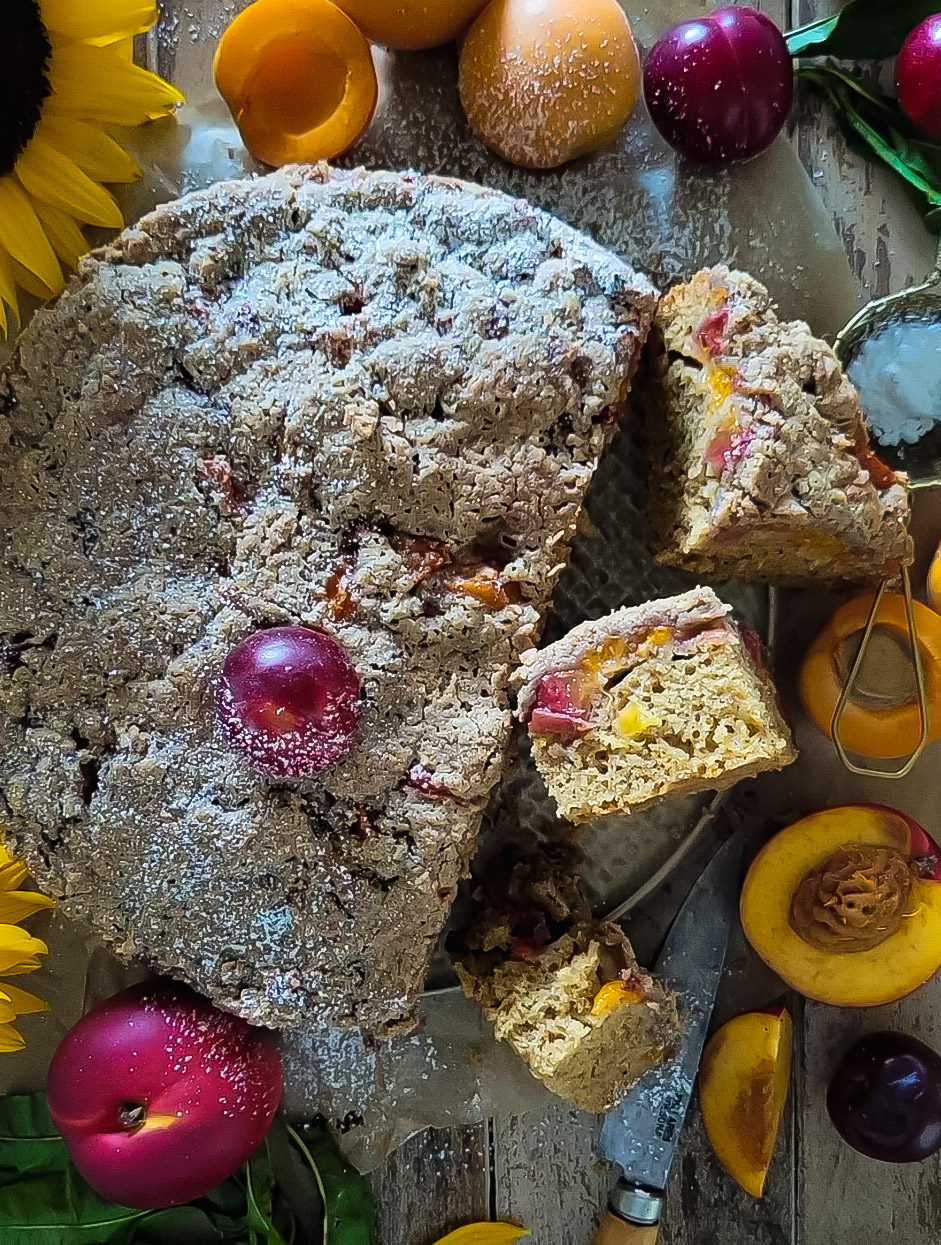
[829,241,941,779]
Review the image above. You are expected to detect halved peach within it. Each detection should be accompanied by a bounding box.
[741,804,941,1007]
[798,593,941,758]
[699,1007,792,1198]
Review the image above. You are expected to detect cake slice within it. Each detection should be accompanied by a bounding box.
[452,845,680,1112]
[645,265,912,584]
[514,587,795,824]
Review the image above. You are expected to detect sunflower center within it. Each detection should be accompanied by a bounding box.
[0,0,52,178]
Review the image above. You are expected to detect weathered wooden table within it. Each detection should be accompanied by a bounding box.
[148,2,939,1242]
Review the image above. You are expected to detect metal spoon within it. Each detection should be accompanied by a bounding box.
[826,241,941,778]
[835,238,941,488]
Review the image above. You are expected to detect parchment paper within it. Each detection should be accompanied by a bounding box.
[0,1,862,1171]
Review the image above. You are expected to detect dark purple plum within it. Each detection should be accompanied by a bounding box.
[896,15,941,141]
[827,1032,941,1163]
[643,6,793,165]
[216,625,362,776]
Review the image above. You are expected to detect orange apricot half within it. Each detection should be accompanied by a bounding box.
[332,0,489,50]
[799,592,941,759]
[699,1007,792,1198]
[214,0,378,167]
[741,804,941,1008]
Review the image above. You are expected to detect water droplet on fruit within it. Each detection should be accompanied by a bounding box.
[216,626,362,776]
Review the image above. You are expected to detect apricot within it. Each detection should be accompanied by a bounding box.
[459,0,641,170]
[799,592,941,759]
[741,804,941,1008]
[332,0,489,50]
[214,0,378,167]
[699,1007,792,1198]
[928,540,941,614]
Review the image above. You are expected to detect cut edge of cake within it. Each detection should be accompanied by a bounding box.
[514,587,796,824]
[644,264,912,586]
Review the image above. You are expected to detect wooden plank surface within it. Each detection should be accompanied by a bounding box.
[142,2,941,1243]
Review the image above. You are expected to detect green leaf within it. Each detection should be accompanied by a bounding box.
[0,1094,366,1245]
[131,1206,226,1245]
[798,63,941,231]
[0,1093,70,1181]
[245,1145,290,1245]
[286,1123,374,1245]
[787,0,939,59]
[0,1172,148,1244]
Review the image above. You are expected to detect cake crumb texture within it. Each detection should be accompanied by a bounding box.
[515,587,796,824]
[0,164,657,1032]
[645,265,912,584]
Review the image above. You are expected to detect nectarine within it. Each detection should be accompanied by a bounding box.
[699,1007,792,1197]
[799,593,941,759]
[741,805,941,1007]
[332,0,489,50]
[214,0,378,167]
[459,0,642,169]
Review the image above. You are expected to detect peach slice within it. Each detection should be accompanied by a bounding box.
[699,1007,792,1197]
[740,804,941,1007]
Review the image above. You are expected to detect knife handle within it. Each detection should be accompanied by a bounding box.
[594,1183,662,1245]
[593,1212,659,1244]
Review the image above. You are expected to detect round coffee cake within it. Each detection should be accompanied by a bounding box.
[0,164,656,1032]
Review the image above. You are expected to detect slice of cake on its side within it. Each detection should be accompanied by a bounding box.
[645,265,912,584]
[452,846,680,1113]
[514,587,795,824]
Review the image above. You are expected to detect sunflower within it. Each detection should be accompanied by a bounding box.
[0,1,183,338]
[0,843,54,1052]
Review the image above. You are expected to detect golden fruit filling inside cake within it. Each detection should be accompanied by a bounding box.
[645,265,912,585]
[515,587,795,824]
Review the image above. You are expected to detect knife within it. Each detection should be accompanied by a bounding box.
[593,829,744,1244]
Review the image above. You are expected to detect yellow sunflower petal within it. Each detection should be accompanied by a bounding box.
[0,891,55,925]
[40,1,158,41]
[0,999,17,1025]
[8,257,63,301]
[1,958,43,977]
[0,930,49,976]
[41,117,142,184]
[0,179,64,293]
[0,983,49,1016]
[46,44,184,127]
[0,1024,26,1053]
[16,137,124,229]
[33,202,90,269]
[0,858,28,891]
[0,845,15,866]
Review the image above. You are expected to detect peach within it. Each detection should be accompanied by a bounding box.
[699,1007,792,1198]
[928,539,941,614]
[459,0,641,170]
[740,804,941,1007]
[332,0,489,50]
[798,592,941,759]
[214,0,378,167]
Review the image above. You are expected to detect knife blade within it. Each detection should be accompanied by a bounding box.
[596,828,743,1237]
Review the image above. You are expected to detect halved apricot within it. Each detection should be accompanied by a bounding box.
[699,1007,792,1198]
[741,804,941,1007]
[332,0,489,50]
[799,593,941,759]
[214,0,378,167]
